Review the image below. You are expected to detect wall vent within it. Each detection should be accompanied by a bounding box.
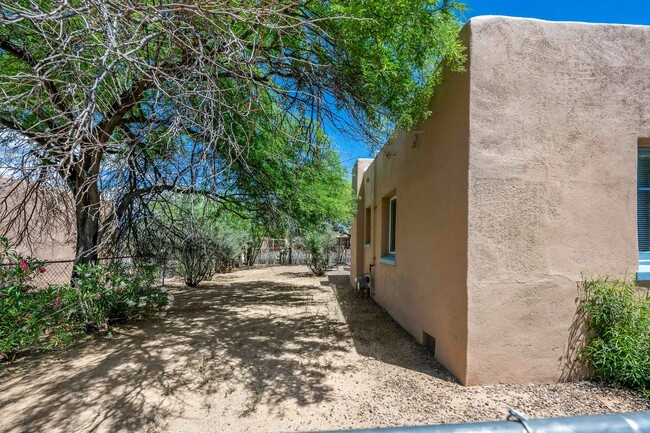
[422,331,436,356]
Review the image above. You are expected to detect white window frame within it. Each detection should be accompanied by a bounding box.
[638,145,650,280]
[364,206,372,246]
[388,196,396,254]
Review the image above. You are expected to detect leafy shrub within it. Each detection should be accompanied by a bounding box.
[69,262,169,330]
[0,239,171,360]
[179,229,231,287]
[580,275,650,392]
[302,231,336,276]
[177,216,247,287]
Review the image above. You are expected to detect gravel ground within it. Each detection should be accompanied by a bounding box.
[0,266,647,433]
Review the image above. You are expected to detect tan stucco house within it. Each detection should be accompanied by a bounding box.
[0,178,74,261]
[350,16,650,386]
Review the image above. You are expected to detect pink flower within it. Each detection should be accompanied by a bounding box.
[114,287,122,293]
[95,293,101,299]
[0,354,4,361]
[24,313,31,319]
[19,259,28,271]
[7,261,12,266]
[53,297,62,309]
[38,267,46,273]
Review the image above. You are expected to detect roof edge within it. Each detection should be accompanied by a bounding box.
[465,15,650,30]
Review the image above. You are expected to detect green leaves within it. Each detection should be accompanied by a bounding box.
[0,238,168,359]
[0,1,465,262]
[580,275,650,392]
[0,0,466,143]
[302,230,338,276]
[313,0,467,135]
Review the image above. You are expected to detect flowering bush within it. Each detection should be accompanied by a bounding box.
[0,238,172,361]
[0,238,51,357]
[69,262,169,329]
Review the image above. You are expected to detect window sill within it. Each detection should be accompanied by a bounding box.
[638,253,650,281]
[379,254,396,266]
[364,243,371,249]
[637,273,650,282]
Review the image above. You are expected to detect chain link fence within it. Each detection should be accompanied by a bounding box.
[2,241,351,288]
[1,256,165,288]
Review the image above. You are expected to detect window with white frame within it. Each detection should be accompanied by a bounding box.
[639,148,650,252]
[364,207,372,245]
[388,196,396,254]
[638,144,650,280]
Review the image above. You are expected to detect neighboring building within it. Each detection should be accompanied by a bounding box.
[0,177,74,261]
[0,177,75,286]
[350,16,650,385]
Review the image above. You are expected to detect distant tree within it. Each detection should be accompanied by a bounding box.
[0,1,466,265]
[117,123,354,264]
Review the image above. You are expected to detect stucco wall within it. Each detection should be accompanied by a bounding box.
[350,25,472,383]
[466,17,650,384]
[0,178,75,261]
[350,159,373,287]
[350,16,650,385]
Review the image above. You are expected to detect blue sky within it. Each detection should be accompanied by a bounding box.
[334,0,650,172]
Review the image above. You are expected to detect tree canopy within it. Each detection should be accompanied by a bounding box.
[0,0,466,263]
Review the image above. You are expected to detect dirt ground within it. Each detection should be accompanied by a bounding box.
[0,266,648,433]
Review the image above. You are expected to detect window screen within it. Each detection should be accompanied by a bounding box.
[364,207,371,244]
[638,148,650,252]
[388,197,396,253]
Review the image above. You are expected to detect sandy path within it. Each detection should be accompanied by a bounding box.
[0,266,647,433]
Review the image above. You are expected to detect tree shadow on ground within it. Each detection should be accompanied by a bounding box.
[0,277,349,433]
[276,271,315,279]
[326,272,458,384]
[1,268,456,433]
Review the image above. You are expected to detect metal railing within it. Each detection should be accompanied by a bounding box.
[313,410,650,433]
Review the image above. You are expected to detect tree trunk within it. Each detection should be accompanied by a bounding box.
[288,240,293,265]
[73,180,101,268]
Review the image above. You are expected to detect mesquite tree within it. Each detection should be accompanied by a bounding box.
[0,1,466,265]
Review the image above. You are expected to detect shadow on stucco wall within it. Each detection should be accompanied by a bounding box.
[558,282,589,383]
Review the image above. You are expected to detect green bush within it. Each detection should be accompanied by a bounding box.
[302,231,336,276]
[580,275,650,392]
[174,211,250,287]
[0,239,171,360]
[178,228,238,287]
[70,262,170,330]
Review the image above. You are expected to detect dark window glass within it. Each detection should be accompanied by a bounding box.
[365,207,371,244]
[639,149,650,252]
[389,197,396,253]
